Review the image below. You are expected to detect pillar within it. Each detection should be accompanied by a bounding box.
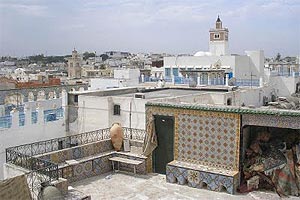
[207,74,211,85]
[197,73,200,86]
[10,109,19,128]
[37,106,44,124]
[141,74,145,83]
[225,74,229,86]
[259,77,263,87]
[24,107,32,126]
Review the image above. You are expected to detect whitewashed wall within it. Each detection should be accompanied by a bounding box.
[0,111,66,180]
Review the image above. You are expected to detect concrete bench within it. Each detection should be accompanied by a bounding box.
[109,156,144,175]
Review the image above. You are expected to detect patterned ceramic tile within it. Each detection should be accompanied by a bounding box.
[166,163,238,194]
[82,144,95,157]
[57,149,72,163]
[50,152,59,163]
[72,147,82,159]
[62,166,73,179]
[177,113,240,170]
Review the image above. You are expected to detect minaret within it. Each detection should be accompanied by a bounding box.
[67,48,82,79]
[209,16,229,56]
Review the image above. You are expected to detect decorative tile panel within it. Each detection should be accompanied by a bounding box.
[72,147,82,159]
[50,152,59,163]
[177,113,240,171]
[93,155,112,175]
[73,161,94,181]
[146,106,240,172]
[57,149,72,163]
[82,145,95,158]
[166,163,239,194]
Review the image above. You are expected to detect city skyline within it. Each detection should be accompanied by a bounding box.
[0,0,299,57]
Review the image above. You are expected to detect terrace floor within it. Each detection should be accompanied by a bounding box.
[71,172,298,200]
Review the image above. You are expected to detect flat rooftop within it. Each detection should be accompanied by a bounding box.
[71,173,296,200]
[118,88,226,100]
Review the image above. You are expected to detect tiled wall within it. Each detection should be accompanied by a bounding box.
[177,113,240,171]
[59,154,113,183]
[146,106,240,171]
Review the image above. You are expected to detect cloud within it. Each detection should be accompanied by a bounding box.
[0,2,48,17]
[0,0,299,56]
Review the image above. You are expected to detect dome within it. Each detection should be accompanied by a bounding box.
[194,51,212,57]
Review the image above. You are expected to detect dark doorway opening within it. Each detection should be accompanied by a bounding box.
[152,115,174,174]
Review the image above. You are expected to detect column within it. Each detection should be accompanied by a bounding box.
[141,74,145,83]
[37,106,44,124]
[207,73,211,85]
[10,109,19,128]
[24,107,32,126]
[171,75,175,85]
[225,74,229,86]
[259,77,263,87]
[197,73,200,86]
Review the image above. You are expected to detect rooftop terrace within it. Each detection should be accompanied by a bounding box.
[71,172,298,200]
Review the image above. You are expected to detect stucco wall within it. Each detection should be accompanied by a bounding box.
[269,76,300,97]
[0,117,66,180]
[76,95,147,133]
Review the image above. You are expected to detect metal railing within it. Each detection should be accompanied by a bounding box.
[6,127,145,157]
[235,79,260,87]
[5,127,146,199]
[6,148,59,200]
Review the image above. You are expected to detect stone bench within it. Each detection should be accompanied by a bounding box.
[34,139,146,182]
[58,151,146,182]
[166,160,239,194]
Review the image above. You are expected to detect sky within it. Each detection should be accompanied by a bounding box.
[0,0,299,57]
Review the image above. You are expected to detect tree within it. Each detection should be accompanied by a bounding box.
[100,54,109,61]
[83,52,96,60]
[275,53,281,62]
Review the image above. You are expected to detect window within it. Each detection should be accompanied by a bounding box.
[173,68,179,76]
[113,104,120,115]
[74,95,78,103]
[214,34,220,39]
[227,98,232,106]
[165,68,171,77]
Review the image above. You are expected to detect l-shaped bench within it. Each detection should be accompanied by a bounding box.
[35,139,147,182]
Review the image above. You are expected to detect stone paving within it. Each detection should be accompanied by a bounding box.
[71,172,299,200]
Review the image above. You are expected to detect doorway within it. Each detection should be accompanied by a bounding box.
[152,115,174,174]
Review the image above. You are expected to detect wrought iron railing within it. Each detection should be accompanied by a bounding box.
[123,127,146,141]
[6,127,145,157]
[5,127,146,199]
[6,148,59,200]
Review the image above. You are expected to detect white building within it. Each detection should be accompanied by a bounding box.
[67,86,276,135]
[162,16,265,87]
[90,68,140,90]
[0,98,66,180]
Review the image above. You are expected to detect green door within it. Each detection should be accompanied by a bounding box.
[153,115,174,174]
